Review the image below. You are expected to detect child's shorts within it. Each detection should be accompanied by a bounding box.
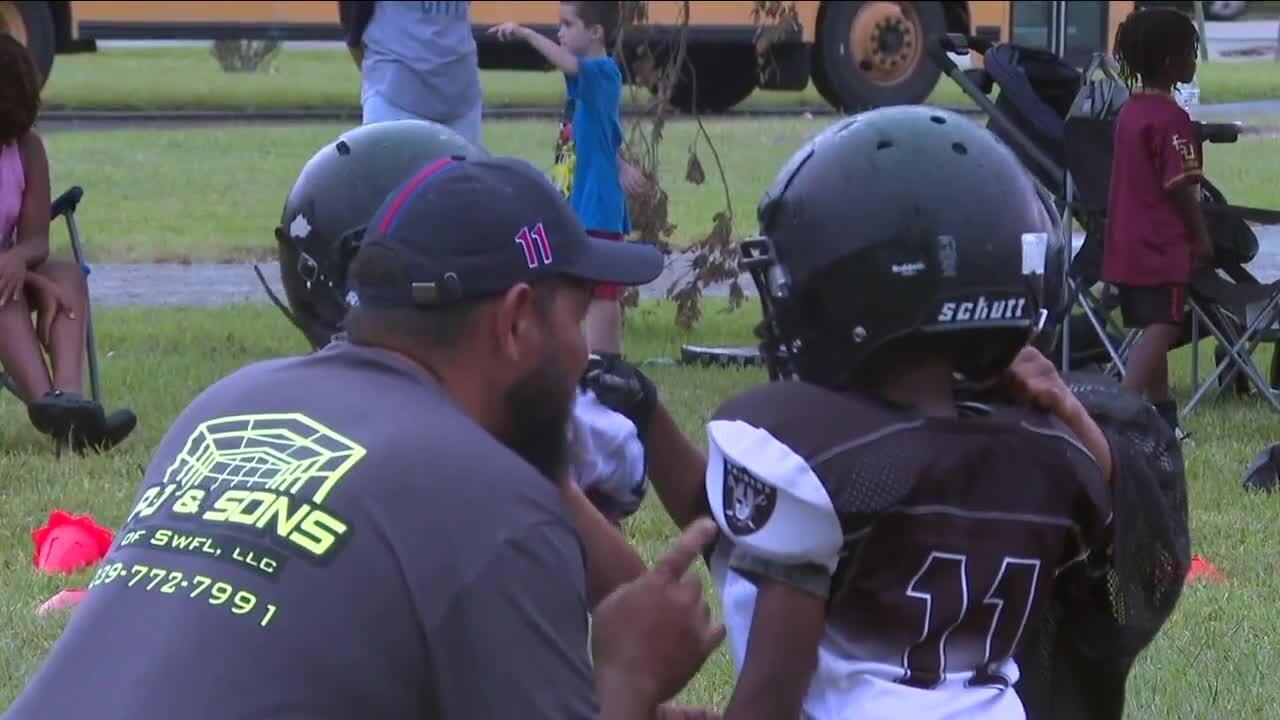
[1116,283,1186,328]
[588,230,626,300]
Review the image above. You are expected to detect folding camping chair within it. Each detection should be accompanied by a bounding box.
[0,185,103,406]
[1059,59,1141,379]
[1181,254,1280,418]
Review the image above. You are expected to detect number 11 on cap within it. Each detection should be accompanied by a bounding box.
[516,223,553,268]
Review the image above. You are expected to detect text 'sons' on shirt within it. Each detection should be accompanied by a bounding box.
[1,341,601,720]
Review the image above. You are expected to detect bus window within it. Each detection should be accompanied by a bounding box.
[1010,0,1111,66]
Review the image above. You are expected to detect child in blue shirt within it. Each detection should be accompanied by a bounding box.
[491,1,646,356]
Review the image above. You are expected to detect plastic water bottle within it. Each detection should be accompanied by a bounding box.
[1177,75,1201,111]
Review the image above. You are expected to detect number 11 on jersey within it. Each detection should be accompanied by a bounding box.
[900,551,1041,690]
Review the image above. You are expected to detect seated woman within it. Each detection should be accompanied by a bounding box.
[1,33,135,453]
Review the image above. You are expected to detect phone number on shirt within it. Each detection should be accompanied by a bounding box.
[87,561,279,628]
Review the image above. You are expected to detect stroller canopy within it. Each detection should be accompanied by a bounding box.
[983,44,1082,151]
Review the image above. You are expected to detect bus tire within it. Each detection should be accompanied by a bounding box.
[809,50,841,110]
[667,45,758,114]
[817,0,945,113]
[1,1,56,86]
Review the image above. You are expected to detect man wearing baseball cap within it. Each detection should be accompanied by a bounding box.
[349,153,663,308]
[4,155,723,720]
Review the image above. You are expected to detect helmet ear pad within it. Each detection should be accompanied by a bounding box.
[274,223,352,352]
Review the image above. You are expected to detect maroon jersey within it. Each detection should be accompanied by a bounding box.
[703,381,1111,717]
[1102,90,1206,287]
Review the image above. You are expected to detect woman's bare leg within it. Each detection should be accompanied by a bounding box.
[31,259,88,393]
[0,294,53,403]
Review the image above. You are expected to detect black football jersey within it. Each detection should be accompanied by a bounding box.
[703,380,1112,718]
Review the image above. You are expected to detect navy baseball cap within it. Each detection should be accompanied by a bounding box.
[350,155,663,308]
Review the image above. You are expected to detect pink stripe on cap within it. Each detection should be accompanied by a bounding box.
[376,157,457,236]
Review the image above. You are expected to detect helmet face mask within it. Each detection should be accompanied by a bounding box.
[742,106,1063,391]
[264,120,488,350]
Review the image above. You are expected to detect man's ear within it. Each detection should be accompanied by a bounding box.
[491,283,542,365]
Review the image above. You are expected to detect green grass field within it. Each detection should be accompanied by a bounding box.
[39,119,1280,263]
[2,301,1280,716]
[1246,0,1280,17]
[39,46,956,113]
[38,46,1280,114]
[9,53,1280,712]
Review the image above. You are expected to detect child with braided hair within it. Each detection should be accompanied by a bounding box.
[1102,7,1213,441]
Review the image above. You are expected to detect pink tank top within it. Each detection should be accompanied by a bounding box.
[0,141,25,248]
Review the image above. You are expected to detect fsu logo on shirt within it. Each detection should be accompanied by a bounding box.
[1171,133,1199,170]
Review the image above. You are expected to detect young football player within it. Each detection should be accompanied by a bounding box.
[582,106,1190,720]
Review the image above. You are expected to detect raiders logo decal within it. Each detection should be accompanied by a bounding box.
[722,459,777,536]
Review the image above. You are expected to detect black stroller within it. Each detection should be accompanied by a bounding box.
[926,34,1280,415]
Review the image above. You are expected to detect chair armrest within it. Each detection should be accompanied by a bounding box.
[50,186,84,221]
[1195,122,1241,144]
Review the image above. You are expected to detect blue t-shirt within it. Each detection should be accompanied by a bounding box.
[565,56,629,235]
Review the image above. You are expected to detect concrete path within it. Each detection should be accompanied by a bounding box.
[86,226,1280,308]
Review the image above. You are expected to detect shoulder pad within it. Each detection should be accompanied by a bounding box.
[705,419,843,573]
[1062,371,1174,438]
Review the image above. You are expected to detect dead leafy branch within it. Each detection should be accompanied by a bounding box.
[211,39,283,74]
[613,0,800,331]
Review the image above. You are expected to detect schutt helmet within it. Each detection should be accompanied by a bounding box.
[740,105,1060,388]
[261,120,488,350]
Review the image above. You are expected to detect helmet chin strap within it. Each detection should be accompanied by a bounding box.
[740,234,799,383]
[952,309,1049,396]
[252,262,314,341]
[261,225,354,345]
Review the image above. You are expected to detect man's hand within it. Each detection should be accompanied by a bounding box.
[581,353,658,441]
[0,250,25,306]
[592,518,725,709]
[347,44,364,68]
[487,22,530,42]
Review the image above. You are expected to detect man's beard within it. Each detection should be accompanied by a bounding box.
[500,348,576,482]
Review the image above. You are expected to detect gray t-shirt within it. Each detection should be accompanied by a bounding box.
[2,341,599,719]
[360,0,481,122]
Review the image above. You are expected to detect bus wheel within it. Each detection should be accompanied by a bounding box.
[810,51,841,110]
[817,1,945,113]
[1,1,56,86]
[665,46,758,115]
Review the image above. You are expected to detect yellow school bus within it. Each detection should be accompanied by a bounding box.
[2,1,1137,113]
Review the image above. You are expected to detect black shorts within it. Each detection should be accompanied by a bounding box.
[1116,284,1186,328]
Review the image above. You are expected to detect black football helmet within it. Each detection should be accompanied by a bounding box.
[1030,181,1070,358]
[259,119,488,350]
[740,105,1061,388]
